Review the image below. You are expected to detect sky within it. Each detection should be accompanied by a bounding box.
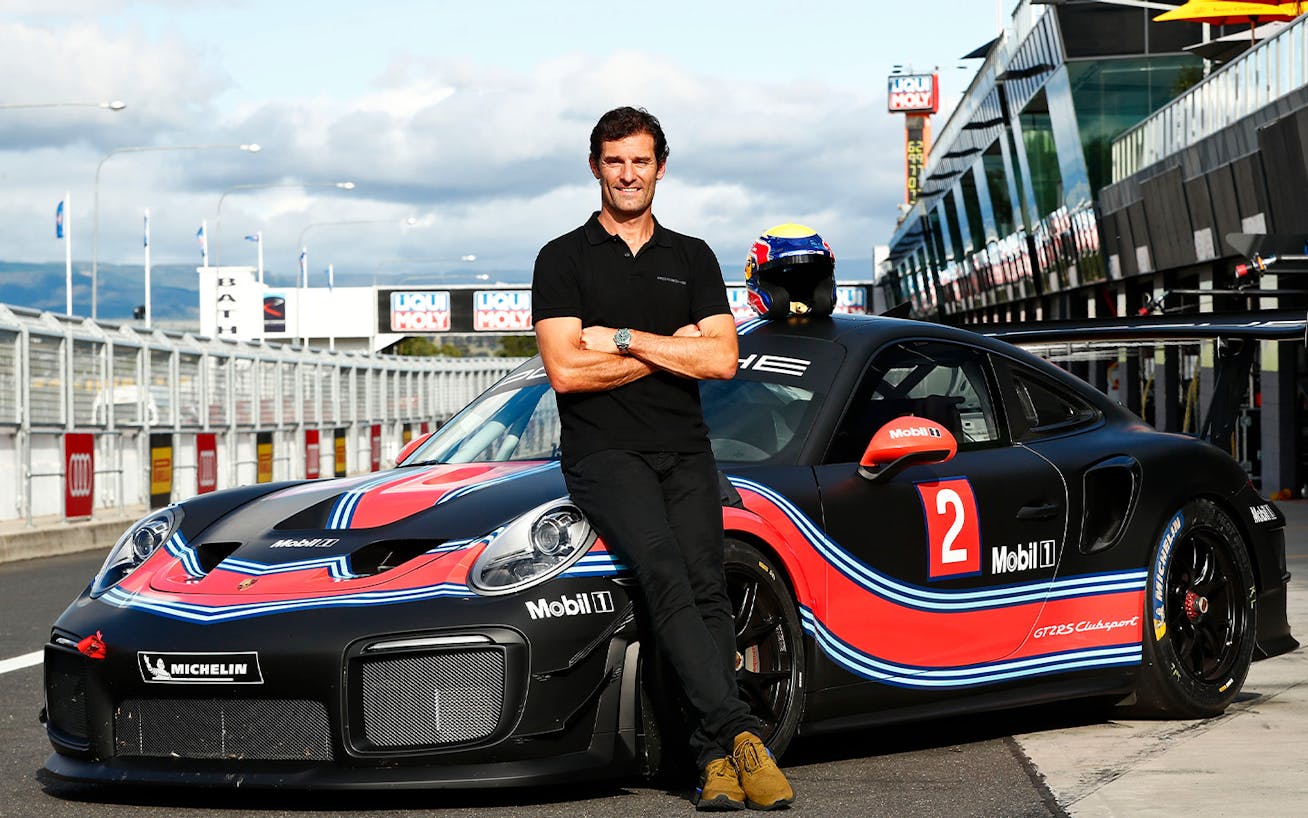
[1,0,1002,300]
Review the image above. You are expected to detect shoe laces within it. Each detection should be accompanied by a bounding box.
[705,757,738,781]
[736,738,768,773]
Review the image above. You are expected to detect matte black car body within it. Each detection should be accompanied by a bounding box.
[42,314,1297,788]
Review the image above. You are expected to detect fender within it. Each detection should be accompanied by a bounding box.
[722,504,817,610]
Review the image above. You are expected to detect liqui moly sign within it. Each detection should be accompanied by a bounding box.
[888,73,939,114]
[390,291,451,332]
[474,290,532,331]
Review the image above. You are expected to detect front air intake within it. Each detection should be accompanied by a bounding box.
[357,650,506,749]
[114,699,332,760]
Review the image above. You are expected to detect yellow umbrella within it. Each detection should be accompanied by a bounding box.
[1154,0,1301,45]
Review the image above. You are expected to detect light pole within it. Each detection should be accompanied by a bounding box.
[372,255,479,286]
[293,216,418,346]
[214,180,356,269]
[2,99,125,316]
[0,100,126,111]
[91,142,260,319]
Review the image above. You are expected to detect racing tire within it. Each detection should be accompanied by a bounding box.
[1129,499,1257,718]
[724,538,806,756]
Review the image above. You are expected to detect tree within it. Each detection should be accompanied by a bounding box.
[497,335,538,357]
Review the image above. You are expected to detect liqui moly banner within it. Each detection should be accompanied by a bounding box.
[389,291,451,332]
[887,73,939,114]
[473,290,532,331]
[64,433,95,519]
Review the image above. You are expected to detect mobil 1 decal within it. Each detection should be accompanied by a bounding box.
[916,477,982,580]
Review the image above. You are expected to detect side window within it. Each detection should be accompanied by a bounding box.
[1010,369,1099,438]
[826,340,1004,463]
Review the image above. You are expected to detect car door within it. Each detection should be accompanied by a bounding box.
[813,339,1069,685]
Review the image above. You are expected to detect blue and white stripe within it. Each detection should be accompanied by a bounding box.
[326,472,413,529]
[729,476,1147,612]
[101,582,478,624]
[736,317,768,336]
[433,461,560,506]
[800,607,1141,689]
[163,531,204,579]
[559,551,630,578]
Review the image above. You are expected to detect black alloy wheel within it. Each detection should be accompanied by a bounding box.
[1131,499,1257,718]
[724,539,805,754]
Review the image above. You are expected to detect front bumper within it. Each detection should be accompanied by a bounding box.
[42,580,643,788]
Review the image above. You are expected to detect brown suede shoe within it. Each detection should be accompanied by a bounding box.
[696,757,746,811]
[732,732,794,810]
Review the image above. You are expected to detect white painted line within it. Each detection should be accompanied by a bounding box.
[0,650,43,675]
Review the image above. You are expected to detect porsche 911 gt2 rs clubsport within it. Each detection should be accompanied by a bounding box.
[40,312,1297,789]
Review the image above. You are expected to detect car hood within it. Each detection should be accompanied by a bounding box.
[140,461,567,599]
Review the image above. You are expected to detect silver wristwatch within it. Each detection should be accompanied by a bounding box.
[613,327,632,354]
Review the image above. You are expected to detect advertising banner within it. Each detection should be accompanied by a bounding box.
[197,433,218,493]
[334,428,347,477]
[887,73,939,114]
[369,424,382,472]
[64,433,95,519]
[473,289,532,331]
[256,431,273,483]
[389,290,450,332]
[401,424,413,446]
[149,432,173,509]
[305,429,320,480]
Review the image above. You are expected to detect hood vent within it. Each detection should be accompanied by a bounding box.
[194,542,242,574]
[274,497,339,531]
[349,539,445,577]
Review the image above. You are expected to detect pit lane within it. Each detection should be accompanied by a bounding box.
[2,503,1304,817]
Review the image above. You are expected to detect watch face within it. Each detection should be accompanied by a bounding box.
[614,328,631,349]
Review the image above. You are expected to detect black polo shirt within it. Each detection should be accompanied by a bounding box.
[532,212,732,465]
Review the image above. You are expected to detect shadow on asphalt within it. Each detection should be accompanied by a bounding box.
[33,698,1117,813]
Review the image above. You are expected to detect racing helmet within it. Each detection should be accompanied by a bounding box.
[744,223,836,320]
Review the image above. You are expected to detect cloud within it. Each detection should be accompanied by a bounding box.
[1,26,905,285]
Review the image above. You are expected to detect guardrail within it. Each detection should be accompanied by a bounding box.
[0,303,525,525]
[1113,13,1308,181]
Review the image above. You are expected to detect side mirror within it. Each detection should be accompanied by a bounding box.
[394,431,435,467]
[858,416,957,483]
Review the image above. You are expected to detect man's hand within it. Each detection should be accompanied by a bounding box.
[580,325,620,354]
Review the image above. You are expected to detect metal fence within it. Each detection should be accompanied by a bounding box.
[0,303,525,525]
[1113,13,1308,181]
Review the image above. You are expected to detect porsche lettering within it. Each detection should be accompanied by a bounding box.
[1250,504,1277,524]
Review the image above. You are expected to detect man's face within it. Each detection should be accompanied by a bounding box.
[590,133,666,218]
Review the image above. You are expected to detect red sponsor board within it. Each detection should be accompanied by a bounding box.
[369,424,381,472]
[887,73,939,114]
[916,478,982,579]
[305,429,320,479]
[389,291,450,332]
[196,433,218,494]
[64,433,95,519]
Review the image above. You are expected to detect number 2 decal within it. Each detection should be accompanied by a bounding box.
[917,478,982,579]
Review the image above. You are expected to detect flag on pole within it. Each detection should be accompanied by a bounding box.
[197,222,208,260]
[244,234,260,243]
[299,248,307,286]
[326,264,334,290]
[56,201,65,239]
[143,210,150,247]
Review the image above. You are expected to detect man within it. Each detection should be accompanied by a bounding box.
[532,106,795,811]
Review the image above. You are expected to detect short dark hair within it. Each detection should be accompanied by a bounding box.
[589,107,670,166]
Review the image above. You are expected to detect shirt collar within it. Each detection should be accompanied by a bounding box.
[583,211,673,248]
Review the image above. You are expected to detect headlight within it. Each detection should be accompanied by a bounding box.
[90,506,183,598]
[468,499,596,595]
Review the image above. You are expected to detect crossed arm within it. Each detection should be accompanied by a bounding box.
[535,313,738,394]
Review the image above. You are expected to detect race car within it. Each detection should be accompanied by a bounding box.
[40,312,1298,789]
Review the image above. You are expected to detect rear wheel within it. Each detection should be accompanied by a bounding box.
[1130,499,1256,717]
[724,538,805,755]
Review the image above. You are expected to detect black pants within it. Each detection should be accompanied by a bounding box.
[563,449,759,768]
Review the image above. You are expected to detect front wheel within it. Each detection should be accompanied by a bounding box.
[1129,499,1256,718]
[724,538,805,756]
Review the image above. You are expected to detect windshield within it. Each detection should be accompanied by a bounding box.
[406,336,842,466]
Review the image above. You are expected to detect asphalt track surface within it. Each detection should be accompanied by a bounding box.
[2,505,1304,818]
